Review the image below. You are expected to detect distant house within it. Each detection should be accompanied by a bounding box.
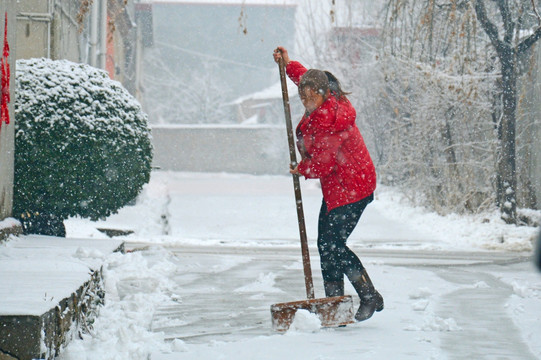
[230,80,304,125]
[140,0,297,124]
[230,26,382,126]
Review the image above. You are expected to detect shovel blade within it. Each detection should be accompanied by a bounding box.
[270,295,355,332]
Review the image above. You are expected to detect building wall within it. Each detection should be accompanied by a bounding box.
[15,0,139,97]
[16,0,80,61]
[0,2,16,220]
[107,0,138,95]
[151,125,290,175]
[50,1,81,61]
[15,1,50,59]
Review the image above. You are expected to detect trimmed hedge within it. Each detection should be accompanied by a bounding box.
[14,58,153,228]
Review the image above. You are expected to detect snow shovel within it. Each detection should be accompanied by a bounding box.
[270,55,355,332]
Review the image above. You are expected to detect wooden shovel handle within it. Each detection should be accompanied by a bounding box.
[278,56,315,300]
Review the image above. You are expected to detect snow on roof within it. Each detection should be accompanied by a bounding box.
[231,80,298,105]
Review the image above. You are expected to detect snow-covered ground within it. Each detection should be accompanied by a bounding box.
[58,171,541,360]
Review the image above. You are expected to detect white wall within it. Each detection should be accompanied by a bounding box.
[151,125,292,175]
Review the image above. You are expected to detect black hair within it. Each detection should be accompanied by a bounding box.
[324,71,350,99]
[299,69,351,100]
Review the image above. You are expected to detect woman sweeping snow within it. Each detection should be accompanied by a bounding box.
[273,47,383,321]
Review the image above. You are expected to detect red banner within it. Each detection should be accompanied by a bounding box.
[0,11,10,131]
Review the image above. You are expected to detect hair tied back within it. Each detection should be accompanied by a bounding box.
[324,71,350,99]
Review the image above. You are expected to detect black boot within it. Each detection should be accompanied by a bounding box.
[323,280,344,297]
[350,269,384,322]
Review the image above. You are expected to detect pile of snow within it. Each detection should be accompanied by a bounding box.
[59,247,177,359]
[376,184,539,252]
[287,309,321,333]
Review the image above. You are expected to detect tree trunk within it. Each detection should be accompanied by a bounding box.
[498,49,518,224]
[442,107,460,182]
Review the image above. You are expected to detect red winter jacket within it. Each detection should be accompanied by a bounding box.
[286,61,376,212]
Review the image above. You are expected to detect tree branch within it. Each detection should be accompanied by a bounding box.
[473,0,504,54]
[531,0,541,26]
[495,0,515,45]
[517,25,541,54]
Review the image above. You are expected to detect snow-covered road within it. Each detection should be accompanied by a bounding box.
[60,172,541,360]
[142,244,537,360]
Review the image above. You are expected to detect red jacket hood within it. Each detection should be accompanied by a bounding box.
[300,95,356,134]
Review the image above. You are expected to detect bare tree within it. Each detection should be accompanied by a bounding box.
[473,0,541,223]
[378,0,541,222]
[380,0,499,214]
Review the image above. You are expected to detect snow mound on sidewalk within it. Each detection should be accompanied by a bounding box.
[376,184,540,251]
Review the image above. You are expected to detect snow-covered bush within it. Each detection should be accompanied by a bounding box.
[14,58,153,234]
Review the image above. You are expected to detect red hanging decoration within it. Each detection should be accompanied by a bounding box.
[0,11,10,131]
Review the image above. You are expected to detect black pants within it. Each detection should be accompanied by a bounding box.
[317,194,373,283]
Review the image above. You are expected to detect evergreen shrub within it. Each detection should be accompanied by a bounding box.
[14,58,153,235]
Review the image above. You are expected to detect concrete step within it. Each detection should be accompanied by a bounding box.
[0,235,123,360]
